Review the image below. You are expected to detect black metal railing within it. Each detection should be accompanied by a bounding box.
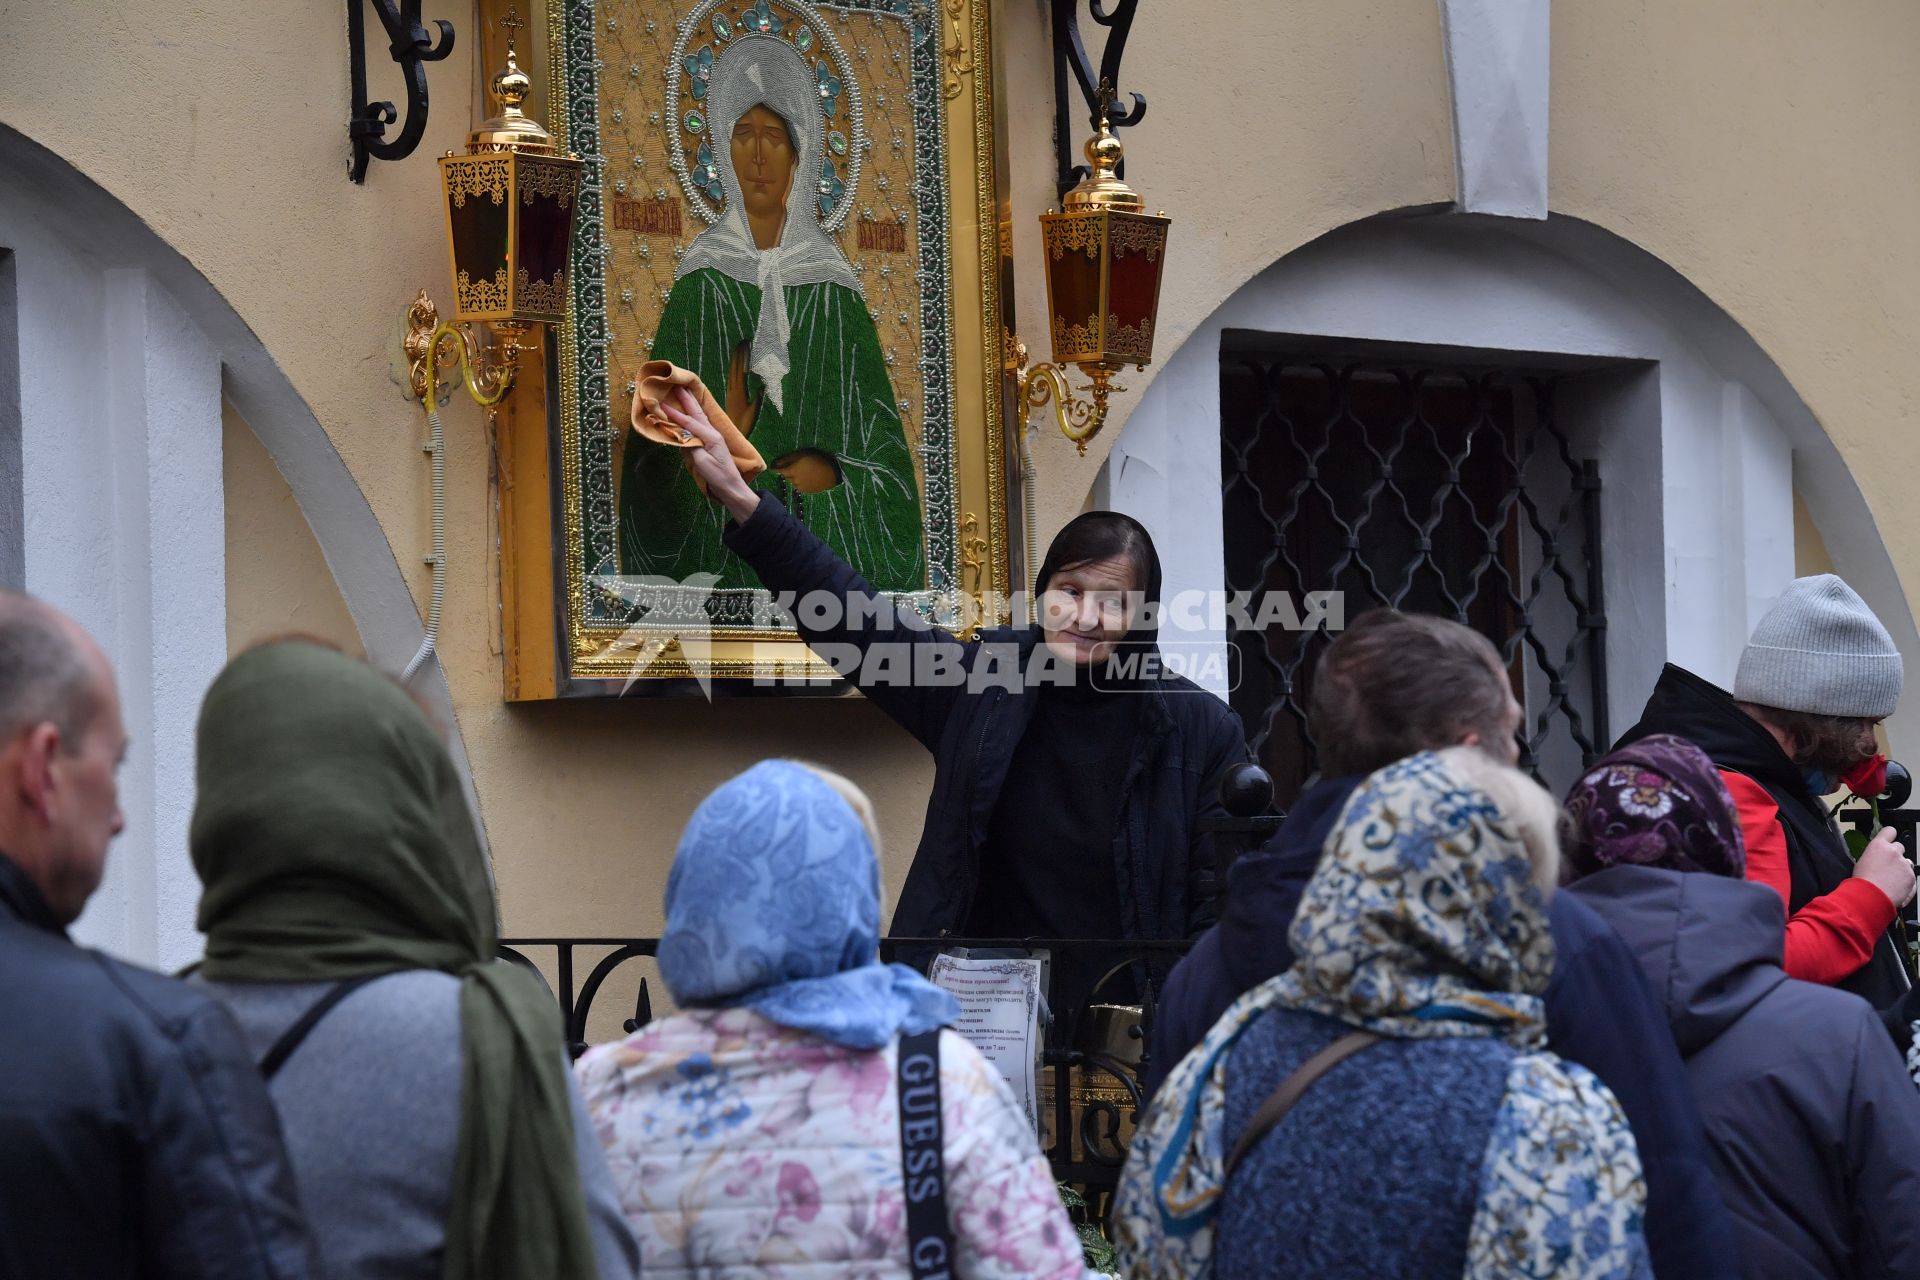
[501,933,1205,1221]
[503,776,1287,1223]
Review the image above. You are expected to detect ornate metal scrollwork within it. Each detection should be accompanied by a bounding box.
[1070,1050,1145,1167]
[1013,337,1122,456]
[348,0,456,183]
[402,290,525,408]
[1051,0,1146,200]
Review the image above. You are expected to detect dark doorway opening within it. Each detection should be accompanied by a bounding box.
[1220,332,1622,806]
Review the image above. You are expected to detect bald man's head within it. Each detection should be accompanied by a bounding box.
[0,592,125,923]
[0,594,104,750]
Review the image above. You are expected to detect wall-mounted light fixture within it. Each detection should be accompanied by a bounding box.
[398,12,579,682]
[1011,87,1169,456]
[403,12,581,410]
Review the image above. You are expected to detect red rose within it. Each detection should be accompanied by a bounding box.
[1842,754,1889,799]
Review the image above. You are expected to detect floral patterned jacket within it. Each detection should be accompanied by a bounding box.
[577,1007,1091,1280]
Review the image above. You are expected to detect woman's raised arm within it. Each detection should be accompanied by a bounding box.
[664,389,971,748]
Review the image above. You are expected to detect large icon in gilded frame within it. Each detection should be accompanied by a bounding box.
[490,0,1016,697]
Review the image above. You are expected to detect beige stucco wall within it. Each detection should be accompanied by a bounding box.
[224,402,362,655]
[1795,491,1838,580]
[11,1,1915,944]
[0,0,1454,940]
[1549,0,1920,633]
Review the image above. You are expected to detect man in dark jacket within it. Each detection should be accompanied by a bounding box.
[1565,736,1920,1280]
[1619,575,1914,1028]
[0,592,312,1279]
[1149,609,1741,1280]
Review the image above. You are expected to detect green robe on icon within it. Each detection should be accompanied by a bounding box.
[619,267,927,592]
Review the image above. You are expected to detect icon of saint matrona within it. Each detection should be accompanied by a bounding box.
[620,34,926,592]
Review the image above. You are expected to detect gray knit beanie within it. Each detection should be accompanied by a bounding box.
[1733,574,1903,718]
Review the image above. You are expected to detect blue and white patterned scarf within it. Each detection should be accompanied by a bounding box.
[1115,751,1649,1278]
[658,760,955,1050]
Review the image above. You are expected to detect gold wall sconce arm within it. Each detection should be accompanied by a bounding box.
[402,291,525,410]
[1010,337,1121,456]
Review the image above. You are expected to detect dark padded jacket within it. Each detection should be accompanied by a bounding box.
[723,494,1248,945]
[1620,663,1912,1013]
[1572,865,1920,1280]
[1151,775,1741,1280]
[0,853,312,1279]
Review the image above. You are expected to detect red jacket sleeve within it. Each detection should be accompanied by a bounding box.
[1720,770,1895,986]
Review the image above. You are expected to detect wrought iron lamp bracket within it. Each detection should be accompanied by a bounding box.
[402,291,521,410]
[1051,0,1146,200]
[1012,338,1121,456]
[348,0,456,184]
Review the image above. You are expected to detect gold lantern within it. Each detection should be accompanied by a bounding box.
[1014,100,1170,456]
[404,13,582,407]
[391,12,582,688]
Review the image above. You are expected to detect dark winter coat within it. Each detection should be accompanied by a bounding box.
[0,853,312,1279]
[1147,774,1359,1097]
[722,495,1248,946]
[1620,663,1912,1012]
[1571,865,1920,1280]
[1150,775,1741,1280]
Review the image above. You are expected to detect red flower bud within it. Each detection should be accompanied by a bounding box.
[1842,754,1889,799]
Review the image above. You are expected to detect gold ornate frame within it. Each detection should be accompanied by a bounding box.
[490,0,1016,698]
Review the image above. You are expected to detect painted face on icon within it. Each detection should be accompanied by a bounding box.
[731,103,798,246]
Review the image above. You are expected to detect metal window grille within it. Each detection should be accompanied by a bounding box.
[1219,335,1611,805]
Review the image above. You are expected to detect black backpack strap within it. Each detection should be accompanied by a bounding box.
[258,974,388,1081]
[897,1027,954,1280]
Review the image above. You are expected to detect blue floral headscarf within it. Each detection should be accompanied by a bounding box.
[658,760,956,1050]
[1114,750,1558,1276]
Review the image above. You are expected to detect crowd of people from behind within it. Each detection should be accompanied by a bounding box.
[1123,587,1920,1280]
[4,434,1920,1277]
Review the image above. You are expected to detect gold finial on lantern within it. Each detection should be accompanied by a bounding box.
[1063,85,1144,215]
[468,7,556,154]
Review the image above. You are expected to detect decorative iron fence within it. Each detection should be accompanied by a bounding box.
[503,788,1285,1229]
[1219,335,1611,805]
[500,933,1212,1224]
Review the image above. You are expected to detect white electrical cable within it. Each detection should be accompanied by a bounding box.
[1022,424,1040,623]
[401,402,448,682]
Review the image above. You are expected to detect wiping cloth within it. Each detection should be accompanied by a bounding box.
[189,641,597,1280]
[659,760,956,1050]
[630,360,766,497]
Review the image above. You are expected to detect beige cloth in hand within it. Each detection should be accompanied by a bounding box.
[630,361,767,497]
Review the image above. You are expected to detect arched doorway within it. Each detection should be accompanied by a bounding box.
[1099,211,1919,797]
[0,125,481,966]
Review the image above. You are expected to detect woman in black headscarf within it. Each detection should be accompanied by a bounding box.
[662,389,1249,1015]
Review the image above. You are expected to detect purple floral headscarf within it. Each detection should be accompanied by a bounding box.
[1563,734,1746,881]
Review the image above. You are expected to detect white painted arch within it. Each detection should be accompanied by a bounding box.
[0,125,482,966]
[1100,209,1920,760]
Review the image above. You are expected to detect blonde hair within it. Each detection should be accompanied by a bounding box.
[794,761,883,858]
[1436,746,1562,894]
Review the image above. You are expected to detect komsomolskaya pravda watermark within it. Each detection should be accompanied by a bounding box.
[590,577,1344,698]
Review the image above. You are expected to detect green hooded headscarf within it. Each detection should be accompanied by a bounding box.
[190,641,596,1280]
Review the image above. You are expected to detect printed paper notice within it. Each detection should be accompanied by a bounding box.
[929,952,1045,1131]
